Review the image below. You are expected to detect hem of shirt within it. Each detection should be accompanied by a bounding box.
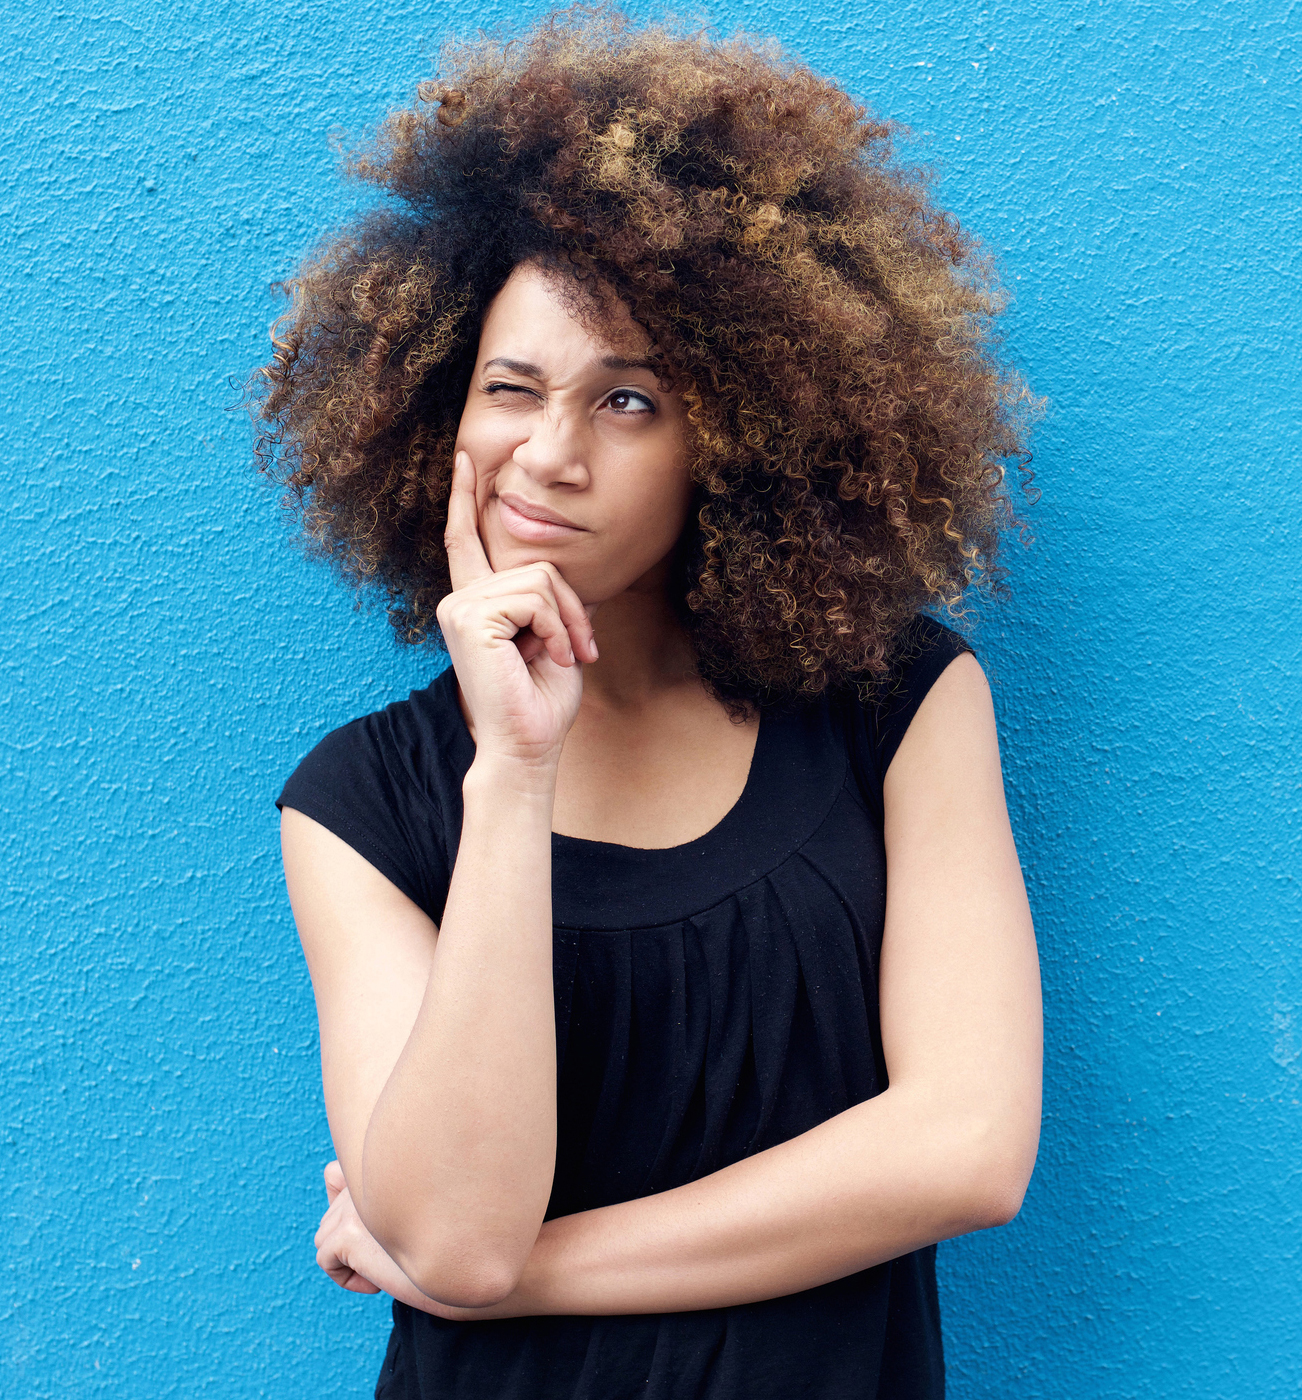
[276,777,430,916]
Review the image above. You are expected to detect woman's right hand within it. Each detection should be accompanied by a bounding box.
[436,451,598,771]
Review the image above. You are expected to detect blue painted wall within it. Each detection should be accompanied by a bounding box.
[3,0,1297,1394]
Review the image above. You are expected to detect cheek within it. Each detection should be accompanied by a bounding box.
[455,407,507,463]
[604,461,694,557]
[454,410,513,511]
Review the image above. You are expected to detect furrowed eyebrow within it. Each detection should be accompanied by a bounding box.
[482,357,545,377]
[599,355,658,372]
[482,354,658,377]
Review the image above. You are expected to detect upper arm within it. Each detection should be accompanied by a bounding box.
[879,653,1042,1203]
[280,806,439,1193]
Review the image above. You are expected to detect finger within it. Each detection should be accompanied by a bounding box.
[479,565,596,664]
[323,1160,345,1202]
[319,1250,363,1291]
[314,1191,349,1246]
[314,1209,338,1250]
[515,631,547,666]
[444,450,494,591]
[545,566,599,664]
[494,593,576,669]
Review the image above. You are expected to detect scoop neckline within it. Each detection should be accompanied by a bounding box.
[551,712,767,856]
[438,666,770,855]
[430,667,848,929]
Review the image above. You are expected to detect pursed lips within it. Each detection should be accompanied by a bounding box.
[494,491,588,542]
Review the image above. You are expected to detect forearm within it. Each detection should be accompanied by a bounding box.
[489,1082,1037,1318]
[360,755,559,1302]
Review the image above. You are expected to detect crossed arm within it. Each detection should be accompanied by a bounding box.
[283,653,1042,1319]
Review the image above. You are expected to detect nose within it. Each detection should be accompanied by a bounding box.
[510,401,591,490]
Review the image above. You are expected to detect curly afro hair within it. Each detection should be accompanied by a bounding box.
[252,6,1037,707]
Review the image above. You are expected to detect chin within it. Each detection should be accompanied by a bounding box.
[483,524,662,605]
[487,536,565,571]
[483,537,583,592]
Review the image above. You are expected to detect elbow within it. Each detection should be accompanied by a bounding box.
[947,1115,1039,1233]
[966,1172,1030,1231]
[362,1191,535,1308]
[406,1256,523,1310]
[375,1221,526,1308]
[360,1172,547,1307]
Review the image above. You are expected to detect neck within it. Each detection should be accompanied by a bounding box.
[582,570,697,710]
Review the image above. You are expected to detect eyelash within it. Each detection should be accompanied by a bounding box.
[606,390,655,416]
[484,383,655,416]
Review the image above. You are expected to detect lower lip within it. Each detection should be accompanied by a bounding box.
[496,497,585,543]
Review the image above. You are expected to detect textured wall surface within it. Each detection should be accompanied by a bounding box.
[2,0,1297,1395]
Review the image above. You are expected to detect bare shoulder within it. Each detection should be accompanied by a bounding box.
[882,650,1009,850]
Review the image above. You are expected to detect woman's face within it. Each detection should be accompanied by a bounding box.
[453,263,693,605]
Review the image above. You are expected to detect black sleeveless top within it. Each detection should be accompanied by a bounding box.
[277,616,970,1400]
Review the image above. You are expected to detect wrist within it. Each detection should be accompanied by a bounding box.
[463,753,560,805]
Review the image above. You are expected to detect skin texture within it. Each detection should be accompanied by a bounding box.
[284,266,1042,1318]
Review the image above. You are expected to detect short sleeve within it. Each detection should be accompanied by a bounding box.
[872,615,974,776]
[837,616,975,816]
[275,701,453,923]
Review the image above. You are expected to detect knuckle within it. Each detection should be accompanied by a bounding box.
[437,597,472,630]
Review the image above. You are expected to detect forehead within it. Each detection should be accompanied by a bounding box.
[477,263,651,364]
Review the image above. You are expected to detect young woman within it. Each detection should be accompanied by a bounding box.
[256,13,1042,1397]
